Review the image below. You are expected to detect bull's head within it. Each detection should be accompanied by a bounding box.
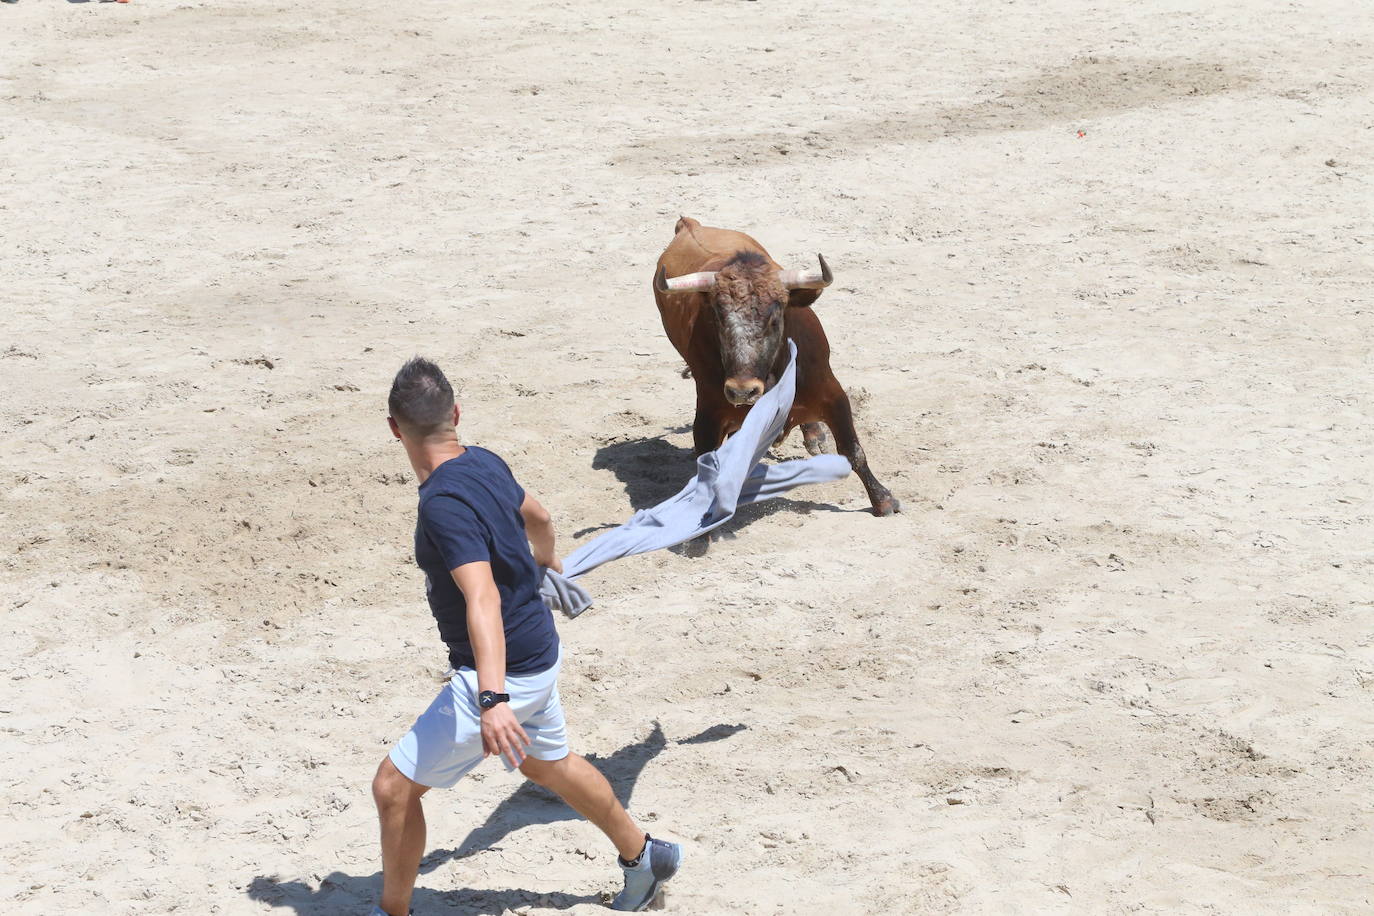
[655,250,831,406]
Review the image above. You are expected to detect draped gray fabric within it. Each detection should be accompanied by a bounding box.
[541,342,852,617]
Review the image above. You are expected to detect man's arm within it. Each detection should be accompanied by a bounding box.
[452,561,529,766]
[519,493,561,573]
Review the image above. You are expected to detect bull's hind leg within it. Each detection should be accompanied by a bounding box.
[824,394,899,517]
[771,423,830,453]
[801,421,832,456]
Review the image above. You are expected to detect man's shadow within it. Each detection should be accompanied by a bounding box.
[245,722,745,915]
[443,720,679,857]
[245,876,595,916]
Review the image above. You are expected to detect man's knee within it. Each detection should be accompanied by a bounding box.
[520,752,572,787]
[373,757,425,809]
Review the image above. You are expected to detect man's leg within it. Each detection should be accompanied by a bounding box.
[372,757,431,916]
[520,753,645,860]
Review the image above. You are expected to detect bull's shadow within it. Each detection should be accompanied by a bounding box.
[245,722,744,916]
[583,432,853,542]
[591,434,695,513]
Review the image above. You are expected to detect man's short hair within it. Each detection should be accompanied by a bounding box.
[388,356,455,433]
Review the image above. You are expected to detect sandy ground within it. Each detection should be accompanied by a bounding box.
[2,0,1373,913]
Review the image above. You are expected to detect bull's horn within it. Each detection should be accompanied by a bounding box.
[654,264,717,293]
[778,253,833,290]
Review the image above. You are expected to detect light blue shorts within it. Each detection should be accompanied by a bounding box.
[388,648,568,788]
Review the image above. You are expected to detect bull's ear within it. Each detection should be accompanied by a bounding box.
[787,288,823,309]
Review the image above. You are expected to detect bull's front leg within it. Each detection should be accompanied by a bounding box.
[824,393,900,517]
[692,404,719,457]
[684,403,717,557]
[692,391,741,455]
[686,399,732,556]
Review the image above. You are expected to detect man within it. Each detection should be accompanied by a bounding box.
[369,357,682,916]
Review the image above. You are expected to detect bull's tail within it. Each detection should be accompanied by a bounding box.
[674,215,700,236]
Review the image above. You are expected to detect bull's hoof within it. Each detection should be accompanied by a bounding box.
[871,495,901,517]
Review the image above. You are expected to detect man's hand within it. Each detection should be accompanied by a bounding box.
[542,556,564,575]
[480,703,530,767]
[452,562,526,765]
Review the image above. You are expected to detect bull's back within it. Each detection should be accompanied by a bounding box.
[660,216,778,274]
[653,217,780,360]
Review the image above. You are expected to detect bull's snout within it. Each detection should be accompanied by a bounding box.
[724,378,765,406]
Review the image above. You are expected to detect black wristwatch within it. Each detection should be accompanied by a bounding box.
[478,690,510,710]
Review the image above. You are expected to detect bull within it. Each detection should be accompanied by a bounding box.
[652,216,899,517]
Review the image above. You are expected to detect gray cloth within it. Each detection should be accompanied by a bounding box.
[540,341,852,617]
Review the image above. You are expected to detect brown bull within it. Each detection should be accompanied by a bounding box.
[652,216,899,517]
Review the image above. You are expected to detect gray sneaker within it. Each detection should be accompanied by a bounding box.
[611,835,683,911]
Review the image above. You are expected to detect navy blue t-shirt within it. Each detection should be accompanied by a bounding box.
[414,447,559,675]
